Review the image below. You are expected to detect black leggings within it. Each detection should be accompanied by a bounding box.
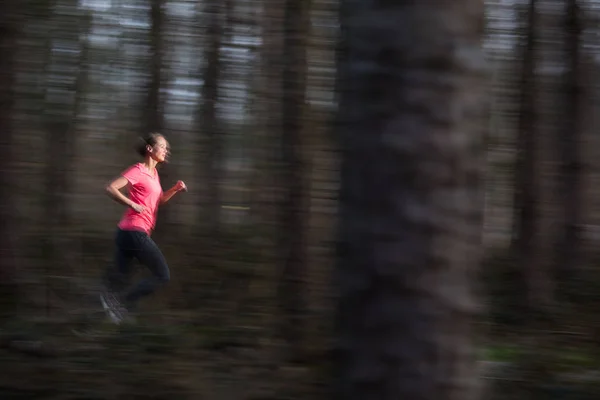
[105,229,170,309]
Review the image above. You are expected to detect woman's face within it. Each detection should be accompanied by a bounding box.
[148,136,170,163]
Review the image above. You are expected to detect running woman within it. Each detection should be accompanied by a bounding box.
[100,132,187,324]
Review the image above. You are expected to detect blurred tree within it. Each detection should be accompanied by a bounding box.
[333,1,485,399]
[143,0,165,134]
[251,0,282,233]
[277,0,310,360]
[145,0,172,242]
[511,0,551,315]
[555,0,583,296]
[43,1,91,272]
[0,0,19,317]
[198,0,226,237]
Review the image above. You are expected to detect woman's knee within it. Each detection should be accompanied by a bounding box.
[156,263,170,284]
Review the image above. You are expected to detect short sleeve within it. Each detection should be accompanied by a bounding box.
[121,164,141,186]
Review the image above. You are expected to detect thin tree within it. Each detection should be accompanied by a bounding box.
[197,0,225,237]
[333,2,486,399]
[144,0,165,134]
[554,0,583,297]
[145,0,171,238]
[43,1,90,257]
[0,0,19,317]
[511,0,552,314]
[277,0,310,360]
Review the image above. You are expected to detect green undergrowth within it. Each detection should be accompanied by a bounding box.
[484,342,599,370]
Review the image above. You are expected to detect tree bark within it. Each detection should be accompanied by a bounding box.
[43,2,90,240]
[0,0,19,316]
[145,0,171,239]
[144,0,165,135]
[555,0,583,296]
[277,0,310,359]
[198,0,225,237]
[511,0,551,315]
[333,2,485,399]
[247,0,283,233]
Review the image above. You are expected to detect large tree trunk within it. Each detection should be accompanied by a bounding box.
[277,0,310,360]
[555,0,583,297]
[333,2,485,399]
[0,1,19,317]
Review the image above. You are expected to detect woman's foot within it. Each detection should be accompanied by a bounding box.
[100,290,129,324]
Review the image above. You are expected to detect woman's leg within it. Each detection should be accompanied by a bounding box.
[123,233,170,310]
[101,230,135,321]
[104,229,135,294]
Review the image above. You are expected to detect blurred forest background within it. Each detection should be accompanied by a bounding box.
[0,0,597,398]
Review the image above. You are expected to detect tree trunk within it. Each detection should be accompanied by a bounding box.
[333,2,485,399]
[247,0,283,235]
[144,0,165,135]
[43,3,90,234]
[511,0,552,316]
[555,0,583,297]
[198,0,225,237]
[145,0,170,238]
[40,1,90,314]
[277,0,310,360]
[0,0,19,317]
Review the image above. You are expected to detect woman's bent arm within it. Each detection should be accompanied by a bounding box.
[106,176,135,209]
[160,180,186,205]
[160,186,179,205]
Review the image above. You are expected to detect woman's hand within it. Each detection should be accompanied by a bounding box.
[160,180,187,205]
[130,203,145,213]
[175,180,187,192]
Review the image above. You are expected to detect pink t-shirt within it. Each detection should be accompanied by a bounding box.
[117,163,163,235]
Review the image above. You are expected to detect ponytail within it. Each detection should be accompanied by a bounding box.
[136,132,163,157]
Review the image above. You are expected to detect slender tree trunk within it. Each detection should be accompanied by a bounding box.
[511,0,550,315]
[145,0,171,238]
[277,0,310,360]
[0,1,19,316]
[41,2,90,314]
[248,0,283,233]
[198,0,225,237]
[555,0,583,296]
[333,2,485,399]
[43,3,90,238]
[144,0,165,135]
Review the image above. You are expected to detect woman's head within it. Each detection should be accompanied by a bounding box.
[137,133,170,163]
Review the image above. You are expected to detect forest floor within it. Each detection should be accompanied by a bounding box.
[3,313,600,400]
[0,310,328,400]
[3,252,600,400]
